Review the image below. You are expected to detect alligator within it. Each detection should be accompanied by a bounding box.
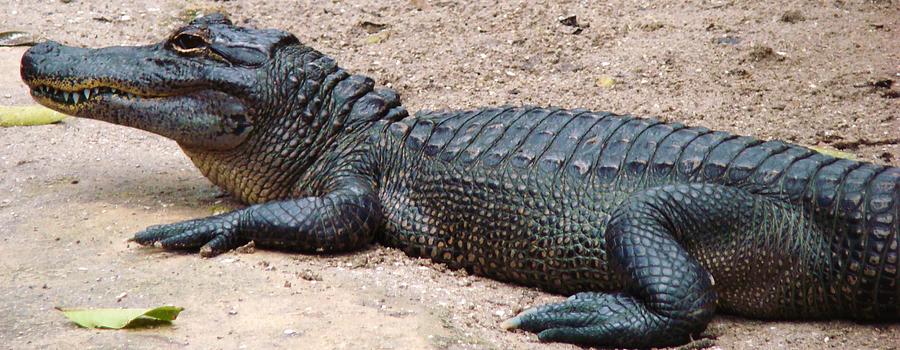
[20,14,898,348]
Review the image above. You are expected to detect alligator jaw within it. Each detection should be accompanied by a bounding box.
[28,80,161,115]
[29,81,252,152]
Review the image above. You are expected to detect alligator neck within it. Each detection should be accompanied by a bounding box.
[182,46,406,204]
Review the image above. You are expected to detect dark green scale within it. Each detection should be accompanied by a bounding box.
[377,108,612,293]
[366,106,898,323]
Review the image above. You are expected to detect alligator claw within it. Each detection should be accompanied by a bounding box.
[502,292,657,346]
[130,213,245,257]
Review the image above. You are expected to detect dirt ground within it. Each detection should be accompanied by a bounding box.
[1,1,898,349]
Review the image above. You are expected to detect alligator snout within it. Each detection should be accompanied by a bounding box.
[20,41,61,83]
[23,40,60,57]
[20,40,100,89]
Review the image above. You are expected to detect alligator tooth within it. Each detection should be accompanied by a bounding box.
[110,88,117,94]
[83,89,91,100]
[72,92,80,104]
[62,91,71,103]
[93,88,100,95]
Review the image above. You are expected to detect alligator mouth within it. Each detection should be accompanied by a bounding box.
[28,81,159,110]
[26,78,253,150]
[31,85,138,106]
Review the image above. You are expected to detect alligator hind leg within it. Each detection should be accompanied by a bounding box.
[505,183,770,347]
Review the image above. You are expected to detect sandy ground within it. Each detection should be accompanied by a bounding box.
[1,1,898,349]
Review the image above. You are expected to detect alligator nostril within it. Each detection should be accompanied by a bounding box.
[26,41,60,55]
[21,41,61,81]
[21,41,63,76]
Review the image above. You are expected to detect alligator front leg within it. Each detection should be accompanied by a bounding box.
[131,177,382,257]
[504,184,775,347]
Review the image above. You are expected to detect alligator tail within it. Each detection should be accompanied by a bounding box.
[818,163,899,320]
[690,136,899,320]
[745,146,900,320]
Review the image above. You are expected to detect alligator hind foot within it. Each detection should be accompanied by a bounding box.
[503,292,695,347]
[504,183,778,347]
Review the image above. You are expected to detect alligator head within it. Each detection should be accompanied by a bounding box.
[21,14,403,203]
[19,14,290,150]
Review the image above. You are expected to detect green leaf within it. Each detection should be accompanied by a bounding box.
[596,76,616,89]
[56,306,184,329]
[0,105,67,127]
[808,146,856,160]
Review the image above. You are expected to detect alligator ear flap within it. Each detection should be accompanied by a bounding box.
[190,13,233,26]
[209,44,267,67]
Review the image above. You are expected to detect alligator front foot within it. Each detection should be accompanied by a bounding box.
[503,292,690,347]
[131,180,383,257]
[131,211,247,257]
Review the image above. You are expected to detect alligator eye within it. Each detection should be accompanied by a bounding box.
[171,33,208,53]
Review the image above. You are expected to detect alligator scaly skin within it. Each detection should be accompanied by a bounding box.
[21,14,898,348]
[360,108,898,345]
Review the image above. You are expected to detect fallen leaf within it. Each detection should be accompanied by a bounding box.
[208,203,233,215]
[0,105,66,127]
[558,15,578,27]
[596,76,616,88]
[57,306,184,329]
[808,146,856,160]
[364,31,391,44]
[359,21,387,34]
[0,31,38,46]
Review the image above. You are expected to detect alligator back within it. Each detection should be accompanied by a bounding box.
[376,106,899,319]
